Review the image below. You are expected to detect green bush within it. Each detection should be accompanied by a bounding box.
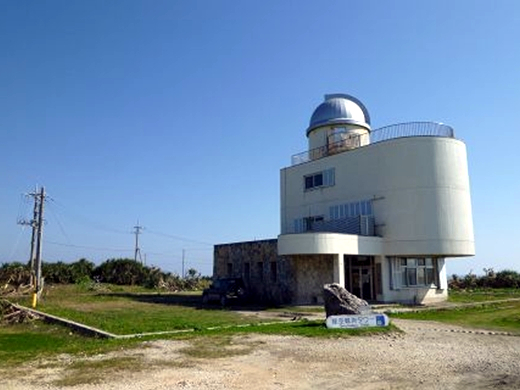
[93,258,148,285]
[449,268,520,290]
[1,258,209,291]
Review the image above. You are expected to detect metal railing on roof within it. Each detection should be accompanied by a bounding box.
[291,121,455,166]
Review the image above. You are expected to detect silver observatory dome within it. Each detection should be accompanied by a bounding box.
[307,94,371,136]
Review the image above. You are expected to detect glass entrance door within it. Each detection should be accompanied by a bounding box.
[351,266,373,300]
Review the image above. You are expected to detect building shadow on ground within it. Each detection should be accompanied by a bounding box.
[97,292,275,312]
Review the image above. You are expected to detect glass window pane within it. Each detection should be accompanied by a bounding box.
[305,176,313,189]
[361,201,367,215]
[340,204,345,218]
[426,268,435,285]
[402,270,408,286]
[355,202,361,215]
[425,258,433,267]
[417,268,425,285]
[366,201,372,215]
[418,259,426,266]
[314,173,323,187]
[400,258,407,267]
[407,268,417,286]
[408,259,417,267]
[350,203,356,216]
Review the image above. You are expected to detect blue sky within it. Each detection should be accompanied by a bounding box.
[1,1,519,276]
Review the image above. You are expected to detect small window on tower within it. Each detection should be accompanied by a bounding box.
[304,169,334,191]
[305,176,314,190]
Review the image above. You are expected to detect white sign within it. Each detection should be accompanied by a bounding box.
[326,313,389,329]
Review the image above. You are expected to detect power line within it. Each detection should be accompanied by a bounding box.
[44,240,133,253]
[46,202,72,244]
[50,199,129,235]
[146,229,213,246]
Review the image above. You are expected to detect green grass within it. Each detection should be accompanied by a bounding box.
[0,321,137,367]
[1,283,397,370]
[448,288,520,303]
[390,301,520,333]
[12,284,258,334]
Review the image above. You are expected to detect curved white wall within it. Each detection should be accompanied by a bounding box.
[280,136,475,257]
[278,232,383,256]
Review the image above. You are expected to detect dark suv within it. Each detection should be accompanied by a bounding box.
[202,277,247,306]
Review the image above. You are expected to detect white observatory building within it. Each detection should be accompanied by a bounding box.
[214,93,475,304]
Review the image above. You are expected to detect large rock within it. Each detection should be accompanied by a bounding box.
[323,283,370,317]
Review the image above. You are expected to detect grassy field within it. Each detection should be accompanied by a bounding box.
[11,284,259,334]
[448,288,520,303]
[0,321,134,366]
[0,283,396,367]
[390,300,520,334]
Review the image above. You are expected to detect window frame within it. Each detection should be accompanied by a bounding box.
[399,257,437,288]
[304,168,334,191]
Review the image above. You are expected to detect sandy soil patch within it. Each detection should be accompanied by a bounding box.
[2,319,520,390]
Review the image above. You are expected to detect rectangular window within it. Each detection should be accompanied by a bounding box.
[227,263,233,277]
[399,258,437,287]
[270,261,277,283]
[244,262,250,281]
[304,215,324,232]
[304,176,314,190]
[329,199,374,221]
[257,262,263,281]
[361,201,367,215]
[304,169,334,191]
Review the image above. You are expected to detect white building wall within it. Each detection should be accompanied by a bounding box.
[280,136,475,257]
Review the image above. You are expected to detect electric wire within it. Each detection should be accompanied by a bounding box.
[7,225,27,260]
[46,202,72,245]
[50,199,130,235]
[146,229,213,246]
[44,240,133,253]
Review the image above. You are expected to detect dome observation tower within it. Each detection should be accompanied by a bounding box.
[306,94,371,157]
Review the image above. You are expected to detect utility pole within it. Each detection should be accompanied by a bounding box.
[34,187,45,302]
[18,186,47,307]
[133,221,144,264]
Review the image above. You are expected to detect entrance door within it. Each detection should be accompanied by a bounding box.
[350,266,373,301]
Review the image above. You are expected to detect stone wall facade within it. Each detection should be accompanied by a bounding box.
[214,239,335,305]
[214,239,292,304]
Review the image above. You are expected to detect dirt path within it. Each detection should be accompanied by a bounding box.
[3,319,520,390]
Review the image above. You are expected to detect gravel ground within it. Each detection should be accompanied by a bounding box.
[3,319,520,390]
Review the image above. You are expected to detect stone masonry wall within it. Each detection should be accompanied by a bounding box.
[284,254,334,305]
[214,239,293,304]
[214,240,336,305]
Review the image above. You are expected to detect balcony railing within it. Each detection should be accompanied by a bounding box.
[291,216,375,236]
[291,121,455,166]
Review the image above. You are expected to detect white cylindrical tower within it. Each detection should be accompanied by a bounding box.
[307,94,371,158]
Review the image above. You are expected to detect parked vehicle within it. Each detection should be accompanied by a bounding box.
[202,277,247,306]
